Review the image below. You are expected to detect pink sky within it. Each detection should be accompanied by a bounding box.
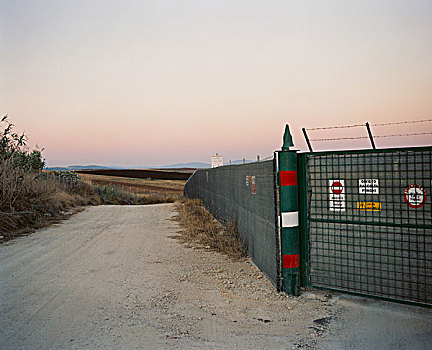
[1,0,431,167]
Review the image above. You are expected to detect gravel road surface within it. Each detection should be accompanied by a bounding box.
[1,204,430,349]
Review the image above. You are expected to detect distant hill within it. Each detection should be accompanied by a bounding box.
[45,162,211,171]
[44,167,71,171]
[44,165,114,171]
[155,162,210,169]
[44,160,255,171]
[70,165,123,170]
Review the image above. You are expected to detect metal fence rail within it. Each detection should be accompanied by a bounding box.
[302,147,432,304]
[184,160,280,288]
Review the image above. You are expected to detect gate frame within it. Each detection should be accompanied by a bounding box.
[297,145,432,308]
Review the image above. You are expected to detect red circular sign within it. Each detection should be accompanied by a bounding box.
[404,185,426,208]
[331,181,343,194]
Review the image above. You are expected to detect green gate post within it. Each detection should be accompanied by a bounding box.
[278,124,300,295]
[297,153,310,288]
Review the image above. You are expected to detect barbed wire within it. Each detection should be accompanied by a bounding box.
[306,124,364,131]
[310,136,369,141]
[310,132,432,142]
[371,119,432,127]
[374,132,432,138]
[305,119,432,131]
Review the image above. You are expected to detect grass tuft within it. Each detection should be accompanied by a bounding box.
[174,198,247,260]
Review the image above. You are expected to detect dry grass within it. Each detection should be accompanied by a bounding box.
[174,198,247,260]
[79,173,185,195]
[92,184,181,205]
[0,158,183,243]
[0,158,97,241]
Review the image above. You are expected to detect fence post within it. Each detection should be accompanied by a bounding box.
[278,124,300,295]
[365,122,376,149]
[297,153,310,288]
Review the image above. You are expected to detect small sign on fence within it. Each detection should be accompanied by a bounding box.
[251,176,256,194]
[211,154,224,168]
[359,179,379,194]
[246,175,256,194]
[329,180,345,211]
[404,184,426,208]
[357,201,382,211]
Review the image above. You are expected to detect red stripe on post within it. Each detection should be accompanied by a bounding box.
[280,171,297,186]
[283,254,299,268]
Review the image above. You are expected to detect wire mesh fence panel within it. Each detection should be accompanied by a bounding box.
[184,160,280,287]
[305,147,432,304]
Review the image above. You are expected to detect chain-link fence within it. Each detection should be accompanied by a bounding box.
[303,147,432,304]
[184,160,280,288]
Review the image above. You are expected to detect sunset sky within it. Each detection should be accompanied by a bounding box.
[1,0,431,167]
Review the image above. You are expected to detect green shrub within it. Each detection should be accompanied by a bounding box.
[1,115,44,171]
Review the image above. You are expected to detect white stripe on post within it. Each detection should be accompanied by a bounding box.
[281,211,299,228]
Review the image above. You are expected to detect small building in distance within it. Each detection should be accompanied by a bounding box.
[211,153,224,168]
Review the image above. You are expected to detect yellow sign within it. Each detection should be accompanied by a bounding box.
[357,201,382,211]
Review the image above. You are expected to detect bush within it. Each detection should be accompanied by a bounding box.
[0,116,88,239]
[1,115,44,171]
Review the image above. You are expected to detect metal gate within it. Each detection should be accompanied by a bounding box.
[298,147,432,305]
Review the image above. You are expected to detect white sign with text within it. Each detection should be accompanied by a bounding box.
[329,180,346,212]
[359,179,379,194]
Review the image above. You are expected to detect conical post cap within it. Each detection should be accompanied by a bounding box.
[282,124,294,150]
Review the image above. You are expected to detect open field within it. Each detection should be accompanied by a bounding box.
[79,173,186,195]
[76,168,194,181]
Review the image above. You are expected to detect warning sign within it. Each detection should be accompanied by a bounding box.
[359,179,379,194]
[329,180,345,211]
[404,185,426,208]
[251,176,256,194]
[331,181,344,194]
[357,201,382,211]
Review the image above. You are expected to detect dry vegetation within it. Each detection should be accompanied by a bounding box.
[174,198,247,260]
[79,173,185,195]
[0,159,95,242]
[81,173,183,205]
[0,115,183,243]
[92,184,180,205]
[0,170,182,242]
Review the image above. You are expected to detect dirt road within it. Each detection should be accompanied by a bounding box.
[1,204,430,349]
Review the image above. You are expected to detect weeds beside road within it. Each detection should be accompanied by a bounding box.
[174,198,247,260]
[0,169,181,242]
